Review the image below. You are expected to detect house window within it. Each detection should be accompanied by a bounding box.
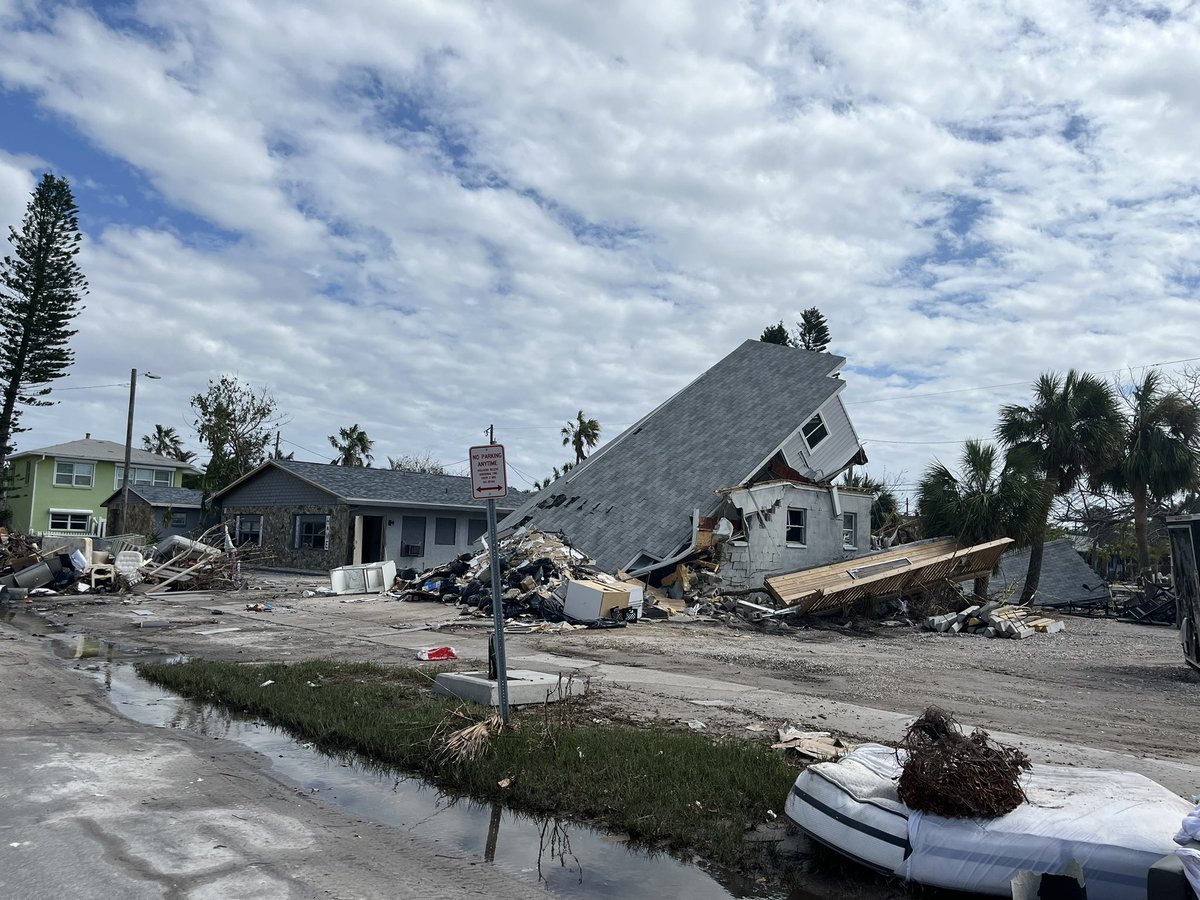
[168,511,188,529]
[786,508,807,545]
[400,515,427,556]
[435,517,457,546]
[843,512,858,548]
[116,466,173,488]
[236,515,262,547]
[467,519,487,545]
[54,461,94,487]
[801,413,829,450]
[49,510,90,531]
[294,514,329,550]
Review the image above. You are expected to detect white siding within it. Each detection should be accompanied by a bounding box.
[779,397,862,481]
[720,483,872,587]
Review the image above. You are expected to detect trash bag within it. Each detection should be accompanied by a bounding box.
[528,593,565,622]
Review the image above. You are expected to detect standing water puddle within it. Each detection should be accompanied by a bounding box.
[5,607,908,899]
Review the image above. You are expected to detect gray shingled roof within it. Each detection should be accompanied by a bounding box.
[101,486,205,509]
[498,340,849,573]
[234,459,530,510]
[989,539,1108,607]
[9,438,202,472]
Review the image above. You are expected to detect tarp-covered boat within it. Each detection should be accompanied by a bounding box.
[784,744,1190,899]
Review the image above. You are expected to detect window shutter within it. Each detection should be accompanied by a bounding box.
[293,516,300,550]
[324,514,331,550]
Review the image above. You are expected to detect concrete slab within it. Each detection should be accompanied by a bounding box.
[433,669,583,707]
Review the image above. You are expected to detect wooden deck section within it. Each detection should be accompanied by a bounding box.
[764,537,1014,615]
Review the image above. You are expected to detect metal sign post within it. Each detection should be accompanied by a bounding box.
[470,443,510,722]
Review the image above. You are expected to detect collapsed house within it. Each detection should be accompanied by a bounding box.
[499,340,873,588]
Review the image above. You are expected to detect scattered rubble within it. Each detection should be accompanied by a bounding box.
[923,601,1066,639]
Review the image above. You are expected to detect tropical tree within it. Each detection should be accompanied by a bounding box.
[997,370,1122,603]
[759,321,791,345]
[329,424,374,467]
[1093,371,1200,574]
[918,440,1041,600]
[561,410,600,464]
[142,424,195,462]
[0,173,88,479]
[841,470,902,534]
[793,307,831,352]
[191,375,285,491]
[388,451,446,474]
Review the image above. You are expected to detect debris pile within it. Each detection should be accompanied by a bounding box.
[771,726,854,761]
[394,528,652,624]
[896,707,1031,819]
[923,601,1065,639]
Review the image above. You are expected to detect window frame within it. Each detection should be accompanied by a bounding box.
[115,465,173,490]
[801,412,829,451]
[842,511,858,548]
[235,514,263,547]
[434,516,457,546]
[293,513,330,551]
[785,507,807,546]
[54,460,95,487]
[49,509,90,531]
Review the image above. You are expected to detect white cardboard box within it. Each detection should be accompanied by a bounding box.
[564,578,631,621]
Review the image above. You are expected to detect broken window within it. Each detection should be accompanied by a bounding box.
[467,519,487,545]
[294,514,329,550]
[236,515,262,546]
[801,413,829,450]
[843,512,858,548]
[54,461,94,487]
[435,517,457,545]
[49,510,89,531]
[786,507,807,545]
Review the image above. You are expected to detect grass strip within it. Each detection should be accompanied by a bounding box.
[137,659,799,867]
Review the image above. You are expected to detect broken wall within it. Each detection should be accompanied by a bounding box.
[720,482,871,587]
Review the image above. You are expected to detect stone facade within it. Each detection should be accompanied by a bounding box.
[232,504,351,571]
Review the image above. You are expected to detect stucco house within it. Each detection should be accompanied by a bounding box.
[499,340,874,587]
[5,436,201,536]
[214,459,531,571]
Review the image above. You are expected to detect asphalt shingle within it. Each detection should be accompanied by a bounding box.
[498,340,850,572]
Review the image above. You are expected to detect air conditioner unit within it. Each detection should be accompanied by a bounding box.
[401,543,424,557]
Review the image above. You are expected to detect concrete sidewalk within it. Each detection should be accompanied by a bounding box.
[0,633,536,900]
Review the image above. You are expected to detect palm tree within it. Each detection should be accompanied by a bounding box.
[918,440,1041,600]
[997,370,1122,603]
[329,424,374,467]
[561,410,601,464]
[142,424,196,463]
[841,471,901,534]
[1094,371,1200,574]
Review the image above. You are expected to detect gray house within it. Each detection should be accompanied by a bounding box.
[499,340,873,587]
[214,460,530,571]
[100,486,207,539]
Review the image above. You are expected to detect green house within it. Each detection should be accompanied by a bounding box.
[5,436,201,536]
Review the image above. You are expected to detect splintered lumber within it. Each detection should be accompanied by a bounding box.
[765,537,1013,616]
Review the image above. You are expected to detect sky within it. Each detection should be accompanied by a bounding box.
[1,0,1199,500]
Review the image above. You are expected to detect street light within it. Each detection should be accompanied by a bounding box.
[120,368,161,536]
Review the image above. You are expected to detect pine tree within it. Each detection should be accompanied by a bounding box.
[0,174,88,477]
[794,307,831,352]
[759,321,791,345]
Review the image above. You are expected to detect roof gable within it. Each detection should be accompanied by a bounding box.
[498,340,859,572]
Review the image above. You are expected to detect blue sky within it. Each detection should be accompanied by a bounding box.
[1,0,1199,497]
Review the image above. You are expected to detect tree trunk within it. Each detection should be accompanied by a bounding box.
[1132,484,1150,576]
[1020,481,1055,604]
[973,574,990,603]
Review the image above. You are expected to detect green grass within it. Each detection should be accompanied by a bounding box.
[137,659,800,867]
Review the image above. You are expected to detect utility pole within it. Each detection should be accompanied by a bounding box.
[119,368,136,536]
[274,430,281,459]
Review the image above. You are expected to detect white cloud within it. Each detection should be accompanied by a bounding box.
[0,0,1197,497]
